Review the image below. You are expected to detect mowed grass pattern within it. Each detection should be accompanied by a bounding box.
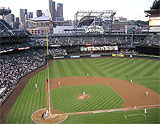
[5,57,160,124]
[51,85,125,113]
[61,108,160,124]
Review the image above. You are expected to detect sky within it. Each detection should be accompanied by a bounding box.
[0,0,154,21]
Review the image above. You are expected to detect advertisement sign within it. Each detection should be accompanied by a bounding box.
[81,46,118,52]
[50,45,60,47]
[112,54,124,57]
[7,49,14,52]
[54,56,64,59]
[91,54,101,58]
[70,56,80,58]
[17,47,30,50]
[149,17,160,26]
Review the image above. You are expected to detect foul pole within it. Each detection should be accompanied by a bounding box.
[46,28,51,114]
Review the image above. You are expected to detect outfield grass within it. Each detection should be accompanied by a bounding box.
[5,57,160,124]
[61,108,160,124]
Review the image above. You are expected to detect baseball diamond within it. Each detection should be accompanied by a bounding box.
[1,1,160,124]
[4,57,160,124]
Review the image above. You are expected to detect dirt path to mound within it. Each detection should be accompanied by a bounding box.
[46,77,160,108]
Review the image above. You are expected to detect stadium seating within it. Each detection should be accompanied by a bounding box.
[0,18,158,104]
[0,19,13,30]
[0,47,67,104]
[34,36,133,47]
[142,34,160,46]
[0,19,31,40]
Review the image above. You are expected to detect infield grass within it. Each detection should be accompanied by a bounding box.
[5,57,160,124]
[51,85,125,113]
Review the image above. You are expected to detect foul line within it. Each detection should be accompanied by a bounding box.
[57,104,160,116]
[123,114,146,119]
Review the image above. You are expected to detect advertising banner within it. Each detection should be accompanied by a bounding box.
[70,56,80,58]
[112,54,124,57]
[54,56,64,59]
[80,46,118,52]
[91,54,101,58]
[17,47,30,50]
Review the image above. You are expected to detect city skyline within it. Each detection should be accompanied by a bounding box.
[1,0,154,21]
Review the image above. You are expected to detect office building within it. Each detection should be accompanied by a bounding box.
[13,17,20,29]
[28,12,33,18]
[56,3,63,18]
[19,9,27,25]
[4,14,15,28]
[49,0,56,21]
[36,10,42,17]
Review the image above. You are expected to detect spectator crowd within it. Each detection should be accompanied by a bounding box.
[0,48,66,104]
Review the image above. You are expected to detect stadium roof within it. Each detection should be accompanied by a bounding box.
[27,9,51,22]
[0,7,11,15]
[29,16,51,22]
[145,0,160,15]
[151,0,160,9]
[145,9,160,15]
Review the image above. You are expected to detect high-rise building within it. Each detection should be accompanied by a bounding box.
[28,12,33,18]
[13,17,20,29]
[16,17,19,22]
[49,0,56,21]
[56,3,63,18]
[19,9,27,25]
[4,14,10,23]
[36,10,42,17]
[11,14,15,23]
[49,0,53,17]
[4,13,15,27]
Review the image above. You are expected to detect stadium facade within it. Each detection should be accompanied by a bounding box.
[145,0,160,33]
[0,1,160,123]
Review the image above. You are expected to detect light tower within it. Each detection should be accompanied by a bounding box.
[0,7,11,19]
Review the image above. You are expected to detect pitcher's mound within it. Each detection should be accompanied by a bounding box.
[31,108,68,124]
[77,94,91,100]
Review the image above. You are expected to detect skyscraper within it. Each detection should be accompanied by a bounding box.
[49,0,56,21]
[4,14,14,27]
[36,10,42,17]
[56,3,63,18]
[49,0,53,16]
[16,17,19,22]
[13,17,20,29]
[28,12,33,18]
[19,9,27,25]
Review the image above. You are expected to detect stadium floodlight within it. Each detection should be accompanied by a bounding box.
[0,7,11,19]
[74,10,116,30]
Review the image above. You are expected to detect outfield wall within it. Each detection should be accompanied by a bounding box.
[136,46,160,56]
[47,54,160,61]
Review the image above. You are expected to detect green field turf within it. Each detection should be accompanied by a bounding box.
[5,57,160,124]
[51,85,125,113]
[61,108,160,124]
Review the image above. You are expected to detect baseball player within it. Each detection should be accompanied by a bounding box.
[58,81,61,86]
[146,91,149,96]
[35,83,37,88]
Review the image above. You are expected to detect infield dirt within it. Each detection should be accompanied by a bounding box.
[46,76,160,108]
[32,76,160,124]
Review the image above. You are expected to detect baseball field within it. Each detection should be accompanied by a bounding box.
[5,57,160,124]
